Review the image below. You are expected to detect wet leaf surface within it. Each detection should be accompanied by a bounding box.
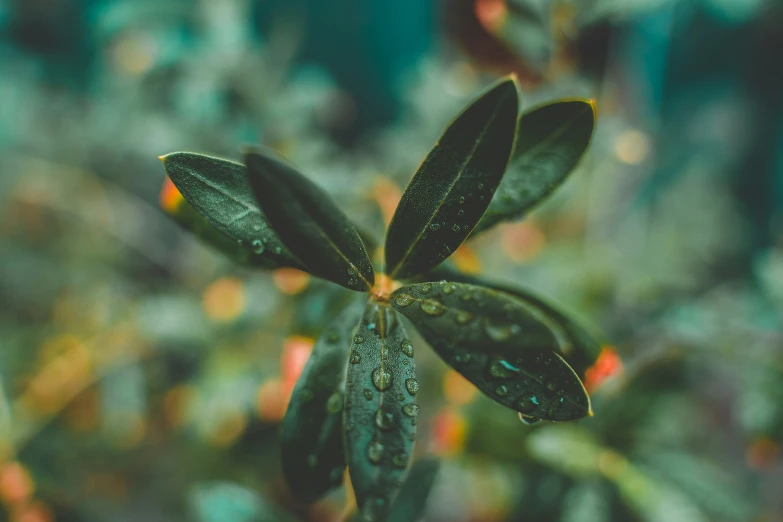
[246,149,374,291]
[161,152,303,269]
[280,299,364,503]
[344,300,417,521]
[391,282,590,422]
[385,78,519,279]
[385,458,440,522]
[475,99,595,234]
[423,267,601,378]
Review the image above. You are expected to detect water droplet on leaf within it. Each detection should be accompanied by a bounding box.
[395,294,415,307]
[367,440,384,464]
[405,378,419,396]
[401,339,414,357]
[402,403,420,417]
[420,299,446,316]
[372,367,394,391]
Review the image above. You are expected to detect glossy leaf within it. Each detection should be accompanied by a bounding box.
[344,300,417,521]
[391,282,590,422]
[280,299,364,503]
[423,267,601,378]
[246,149,374,291]
[160,152,303,269]
[475,99,595,234]
[385,78,520,279]
[386,458,440,522]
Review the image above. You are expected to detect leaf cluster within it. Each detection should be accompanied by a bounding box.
[161,76,596,520]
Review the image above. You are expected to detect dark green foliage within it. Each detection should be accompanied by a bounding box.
[425,267,601,378]
[476,99,595,234]
[343,300,417,521]
[280,299,364,502]
[384,458,440,522]
[390,282,590,422]
[384,78,520,279]
[160,77,598,518]
[161,152,303,269]
[245,149,375,291]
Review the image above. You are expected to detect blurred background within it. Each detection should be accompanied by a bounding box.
[1,0,783,520]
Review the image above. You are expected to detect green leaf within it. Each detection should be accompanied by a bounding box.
[189,482,295,522]
[386,458,440,522]
[280,299,364,503]
[160,152,303,270]
[391,282,590,422]
[246,149,375,292]
[384,78,520,279]
[423,267,601,378]
[475,99,595,234]
[343,300,417,521]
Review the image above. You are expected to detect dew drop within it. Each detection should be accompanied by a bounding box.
[392,452,409,469]
[395,294,415,307]
[452,224,460,232]
[484,321,521,341]
[396,393,405,402]
[273,245,282,254]
[519,413,541,425]
[495,385,508,397]
[402,403,420,417]
[380,345,389,359]
[429,223,441,232]
[367,440,384,464]
[354,336,364,344]
[459,292,474,302]
[405,378,419,396]
[457,209,464,216]
[372,367,394,391]
[518,394,539,414]
[442,282,456,294]
[326,393,342,413]
[488,359,518,379]
[419,283,433,294]
[478,182,484,190]
[420,299,446,317]
[251,239,265,254]
[375,409,394,430]
[364,389,374,401]
[459,196,465,204]
[350,350,361,364]
[455,310,474,324]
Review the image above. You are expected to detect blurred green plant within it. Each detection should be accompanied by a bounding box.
[160,76,596,521]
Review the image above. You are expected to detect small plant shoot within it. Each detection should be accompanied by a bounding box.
[160,76,598,521]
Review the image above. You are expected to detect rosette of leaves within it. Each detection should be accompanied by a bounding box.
[159,76,597,521]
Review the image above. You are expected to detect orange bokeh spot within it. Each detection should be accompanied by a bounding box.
[501,222,546,263]
[257,378,287,422]
[747,437,780,470]
[452,244,482,275]
[159,175,184,214]
[203,277,245,322]
[0,462,34,505]
[372,177,403,226]
[584,347,622,393]
[475,0,508,32]
[431,406,467,456]
[443,370,477,406]
[281,336,314,392]
[13,500,53,522]
[273,268,311,295]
